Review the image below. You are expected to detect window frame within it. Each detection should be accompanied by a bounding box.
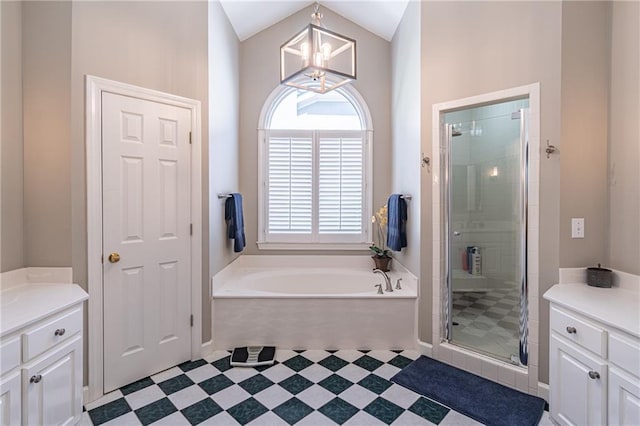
[257,86,373,250]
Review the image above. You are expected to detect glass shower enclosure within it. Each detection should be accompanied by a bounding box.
[443,98,529,365]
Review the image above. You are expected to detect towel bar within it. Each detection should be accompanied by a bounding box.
[218,193,232,199]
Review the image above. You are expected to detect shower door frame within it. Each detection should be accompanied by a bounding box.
[431,83,541,393]
[445,106,529,364]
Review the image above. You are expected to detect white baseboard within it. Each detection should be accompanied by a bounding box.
[83,386,90,407]
[417,339,433,357]
[537,382,549,402]
[201,339,213,358]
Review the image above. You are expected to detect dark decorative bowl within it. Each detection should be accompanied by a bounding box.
[587,264,612,288]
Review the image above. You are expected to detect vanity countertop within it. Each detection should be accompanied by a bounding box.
[544,283,640,338]
[1,283,88,337]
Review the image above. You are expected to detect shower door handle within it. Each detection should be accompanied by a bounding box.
[453,232,461,237]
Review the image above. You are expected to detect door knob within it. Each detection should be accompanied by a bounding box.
[108,253,121,263]
[588,371,600,380]
[30,375,42,384]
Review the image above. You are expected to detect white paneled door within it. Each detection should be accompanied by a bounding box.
[102,92,192,393]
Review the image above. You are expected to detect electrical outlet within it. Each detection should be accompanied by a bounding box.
[571,218,585,238]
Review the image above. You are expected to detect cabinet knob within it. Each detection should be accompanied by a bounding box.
[30,374,42,384]
[566,326,577,334]
[54,328,66,336]
[588,371,600,380]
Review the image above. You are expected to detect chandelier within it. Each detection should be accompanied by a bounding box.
[280,2,356,94]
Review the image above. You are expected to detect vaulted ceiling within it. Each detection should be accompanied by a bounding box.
[219,0,410,42]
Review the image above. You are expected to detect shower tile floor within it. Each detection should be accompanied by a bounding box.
[451,288,521,363]
[81,349,552,425]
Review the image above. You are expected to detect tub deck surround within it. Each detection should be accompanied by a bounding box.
[212,255,418,298]
[211,255,418,350]
[0,267,87,336]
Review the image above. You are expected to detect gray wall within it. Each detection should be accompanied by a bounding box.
[608,1,640,275]
[559,1,610,269]
[69,1,210,344]
[23,1,72,268]
[208,1,241,292]
[1,1,25,272]
[419,1,563,384]
[390,1,421,275]
[239,5,392,255]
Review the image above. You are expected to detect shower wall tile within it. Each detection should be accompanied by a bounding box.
[480,360,498,381]
[529,319,539,345]
[498,366,516,388]
[528,343,539,367]
[529,349,538,370]
[528,237,539,262]
[528,182,539,206]
[515,370,529,393]
[528,256,540,277]
[438,346,453,365]
[466,355,482,376]
[451,350,466,370]
[528,285,539,321]
[528,365,539,389]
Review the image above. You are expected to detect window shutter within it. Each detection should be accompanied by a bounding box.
[318,134,364,235]
[267,135,313,234]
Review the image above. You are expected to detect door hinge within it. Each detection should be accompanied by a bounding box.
[189,131,192,144]
[190,224,193,236]
[190,315,194,327]
[101,254,104,264]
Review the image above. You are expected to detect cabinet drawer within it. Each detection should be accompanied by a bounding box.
[0,336,20,376]
[551,306,607,357]
[22,307,82,362]
[609,332,640,377]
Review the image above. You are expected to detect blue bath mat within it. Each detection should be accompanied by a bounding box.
[391,356,545,426]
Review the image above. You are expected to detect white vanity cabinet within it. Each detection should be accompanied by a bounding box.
[0,371,22,425]
[545,283,640,426]
[0,280,87,426]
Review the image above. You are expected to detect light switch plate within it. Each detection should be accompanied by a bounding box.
[571,218,585,238]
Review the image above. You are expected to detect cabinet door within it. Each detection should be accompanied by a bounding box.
[23,336,82,426]
[550,334,607,426]
[0,371,21,425]
[609,367,640,426]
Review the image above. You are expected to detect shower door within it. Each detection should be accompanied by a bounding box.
[444,99,529,365]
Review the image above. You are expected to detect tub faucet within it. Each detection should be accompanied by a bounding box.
[373,269,393,292]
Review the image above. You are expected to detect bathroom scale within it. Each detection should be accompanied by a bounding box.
[230,346,276,367]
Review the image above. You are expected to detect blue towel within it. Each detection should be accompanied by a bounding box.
[386,194,407,251]
[225,193,246,253]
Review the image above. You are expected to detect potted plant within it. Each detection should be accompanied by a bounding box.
[370,204,392,271]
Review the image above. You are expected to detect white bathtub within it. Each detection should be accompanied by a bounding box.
[211,256,418,349]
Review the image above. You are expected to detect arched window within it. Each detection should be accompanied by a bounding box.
[257,86,373,249]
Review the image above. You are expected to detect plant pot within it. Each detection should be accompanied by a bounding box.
[372,256,391,272]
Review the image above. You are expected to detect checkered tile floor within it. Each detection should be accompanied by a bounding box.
[82,349,479,425]
[451,288,521,362]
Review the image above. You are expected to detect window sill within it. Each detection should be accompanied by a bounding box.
[256,242,372,251]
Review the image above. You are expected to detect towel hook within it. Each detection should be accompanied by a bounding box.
[545,140,557,159]
[421,153,430,171]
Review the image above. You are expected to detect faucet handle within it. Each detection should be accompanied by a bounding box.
[395,278,403,290]
[374,284,383,295]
